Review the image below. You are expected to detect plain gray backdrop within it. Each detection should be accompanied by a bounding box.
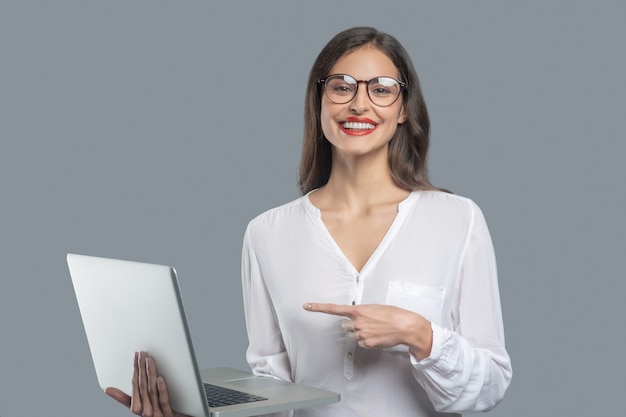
[1,1,624,416]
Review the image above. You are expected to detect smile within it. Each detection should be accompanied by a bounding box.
[342,122,376,130]
[339,118,378,136]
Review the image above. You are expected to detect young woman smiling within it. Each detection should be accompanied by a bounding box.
[106,27,512,417]
[242,27,512,416]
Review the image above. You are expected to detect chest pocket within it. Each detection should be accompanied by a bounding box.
[384,280,446,352]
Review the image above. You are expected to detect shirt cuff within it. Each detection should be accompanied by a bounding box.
[410,322,446,369]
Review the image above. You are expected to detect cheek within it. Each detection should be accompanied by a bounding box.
[320,104,336,138]
[385,106,406,127]
[390,102,406,123]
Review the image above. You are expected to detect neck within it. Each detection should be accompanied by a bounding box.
[322,152,409,208]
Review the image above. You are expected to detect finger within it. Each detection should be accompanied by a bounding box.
[130,352,143,415]
[341,319,356,332]
[156,376,175,417]
[146,357,163,415]
[138,352,153,417]
[303,303,354,317]
[105,387,131,408]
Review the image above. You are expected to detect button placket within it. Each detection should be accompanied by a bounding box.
[354,273,364,305]
[344,272,363,380]
[343,337,358,380]
[348,272,362,306]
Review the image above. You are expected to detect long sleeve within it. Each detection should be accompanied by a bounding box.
[410,202,512,413]
[241,226,293,382]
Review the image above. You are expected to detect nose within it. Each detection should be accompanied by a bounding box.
[349,82,370,113]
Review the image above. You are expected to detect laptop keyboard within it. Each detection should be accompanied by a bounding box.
[203,383,268,408]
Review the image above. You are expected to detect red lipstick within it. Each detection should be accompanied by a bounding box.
[339,117,378,136]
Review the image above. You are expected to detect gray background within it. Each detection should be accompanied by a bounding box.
[1,1,624,416]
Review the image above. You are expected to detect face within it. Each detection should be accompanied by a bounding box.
[320,46,406,160]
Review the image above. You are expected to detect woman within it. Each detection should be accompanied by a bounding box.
[107,26,512,417]
[242,27,511,416]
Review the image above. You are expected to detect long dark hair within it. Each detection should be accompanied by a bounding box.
[298,27,439,195]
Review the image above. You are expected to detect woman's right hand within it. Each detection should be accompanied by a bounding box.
[105,351,191,417]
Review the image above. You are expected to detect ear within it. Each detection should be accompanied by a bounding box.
[397,104,407,125]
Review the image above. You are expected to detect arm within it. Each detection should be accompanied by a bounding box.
[410,202,512,413]
[302,299,510,413]
[241,226,294,417]
[241,226,293,382]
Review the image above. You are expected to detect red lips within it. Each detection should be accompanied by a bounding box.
[340,117,378,136]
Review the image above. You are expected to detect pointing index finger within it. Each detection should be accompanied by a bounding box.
[303,303,355,317]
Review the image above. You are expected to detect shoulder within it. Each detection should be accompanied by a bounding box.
[407,190,490,235]
[402,191,493,248]
[245,195,310,236]
[414,190,482,216]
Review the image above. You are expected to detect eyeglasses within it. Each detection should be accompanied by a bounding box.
[318,74,406,107]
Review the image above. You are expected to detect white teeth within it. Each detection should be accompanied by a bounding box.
[343,122,375,130]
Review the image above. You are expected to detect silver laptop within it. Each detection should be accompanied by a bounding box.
[67,253,339,417]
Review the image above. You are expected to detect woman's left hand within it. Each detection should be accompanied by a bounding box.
[304,303,433,360]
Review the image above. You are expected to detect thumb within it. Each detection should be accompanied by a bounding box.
[105,387,131,408]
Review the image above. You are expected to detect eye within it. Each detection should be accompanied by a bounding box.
[370,85,393,96]
[326,77,356,96]
[331,84,354,94]
[369,78,399,97]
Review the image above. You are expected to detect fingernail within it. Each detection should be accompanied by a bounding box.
[303,303,311,310]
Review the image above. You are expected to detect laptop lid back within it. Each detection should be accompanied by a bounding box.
[67,253,210,417]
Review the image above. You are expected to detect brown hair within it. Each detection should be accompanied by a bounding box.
[298,27,440,195]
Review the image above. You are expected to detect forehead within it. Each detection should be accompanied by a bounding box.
[329,46,399,79]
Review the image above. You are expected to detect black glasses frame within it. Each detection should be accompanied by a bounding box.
[318,74,406,107]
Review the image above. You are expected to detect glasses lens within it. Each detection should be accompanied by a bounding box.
[367,77,402,107]
[324,75,358,104]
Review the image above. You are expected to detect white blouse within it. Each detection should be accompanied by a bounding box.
[241,191,512,417]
